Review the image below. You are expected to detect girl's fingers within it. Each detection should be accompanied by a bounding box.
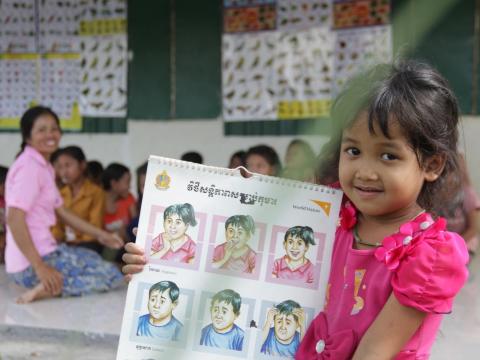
[124,274,133,283]
[122,264,145,275]
[132,227,138,236]
[124,242,145,255]
[122,252,146,265]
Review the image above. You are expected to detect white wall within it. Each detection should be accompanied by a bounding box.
[1,116,479,192]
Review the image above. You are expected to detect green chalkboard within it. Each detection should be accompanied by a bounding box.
[127,0,221,120]
[127,0,171,119]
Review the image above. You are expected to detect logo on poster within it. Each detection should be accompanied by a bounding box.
[155,170,171,190]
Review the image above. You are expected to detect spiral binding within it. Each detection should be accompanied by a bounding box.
[148,155,337,195]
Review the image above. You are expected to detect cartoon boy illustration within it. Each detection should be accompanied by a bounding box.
[272,226,315,283]
[200,289,245,351]
[136,281,183,340]
[212,215,256,273]
[150,203,197,263]
[260,300,305,357]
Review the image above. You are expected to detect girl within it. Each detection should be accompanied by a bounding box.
[272,226,315,284]
[52,146,106,254]
[212,215,256,273]
[150,203,197,263]
[127,161,148,243]
[245,145,282,176]
[6,106,123,304]
[102,163,137,241]
[122,61,469,359]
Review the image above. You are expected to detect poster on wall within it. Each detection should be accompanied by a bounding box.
[116,156,342,359]
[221,0,392,122]
[0,0,128,129]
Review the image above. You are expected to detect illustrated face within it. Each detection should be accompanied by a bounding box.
[338,113,429,220]
[211,300,237,332]
[284,235,308,261]
[26,114,61,159]
[112,171,131,197]
[164,213,188,241]
[246,154,275,176]
[56,154,85,185]
[225,224,250,249]
[274,313,298,343]
[148,289,176,321]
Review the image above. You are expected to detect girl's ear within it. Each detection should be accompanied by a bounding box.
[424,154,446,182]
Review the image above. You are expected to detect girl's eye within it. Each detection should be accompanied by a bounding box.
[345,147,360,156]
[381,153,397,161]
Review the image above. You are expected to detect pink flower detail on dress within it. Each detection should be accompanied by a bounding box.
[375,213,447,270]
[340,201,357,230]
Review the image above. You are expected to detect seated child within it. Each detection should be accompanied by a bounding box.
[150,203,197,263]
[272,226,315,283]
[0,166,7,264]
[200,289,245,351]
[51,146,106,254]
[137,281,183,340]
[260,300,305,357]
[212,215,256,273]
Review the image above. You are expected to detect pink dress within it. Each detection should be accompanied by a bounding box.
[212,243,256,273]
[272,256,314,283]
[150,233,196,263]
[296,201,469,359]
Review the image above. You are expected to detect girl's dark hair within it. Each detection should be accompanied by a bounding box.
[0,165,8,185]
[57,146,87,163]
[102,163,130,190]
[136,161,148,209]
[317,60,460,212]
[163,203,197,227]
[87,160,104,185]
[245,145,282,176]
[225,215,255,235]
[229,150,246,168]
[19,106,61,153]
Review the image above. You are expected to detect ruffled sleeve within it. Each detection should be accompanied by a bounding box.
[375,214,469,314]
[295,312,358,360]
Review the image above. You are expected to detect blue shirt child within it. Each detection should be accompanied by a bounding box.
[200,323,244,351]
[136,314,183,341]
[260,327,300,357]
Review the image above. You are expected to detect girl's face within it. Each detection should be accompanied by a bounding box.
[246,154,275,176]
[164,213,188,241]
[225,224,251,249]
[284,235,308,261]
[26,114,61,159]
[111,171,131,197]
[338,113,439,221]
[56,154,86,185]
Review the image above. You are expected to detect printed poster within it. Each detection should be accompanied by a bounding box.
[116,156,343,359]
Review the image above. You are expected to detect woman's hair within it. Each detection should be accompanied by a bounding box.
[0,165,8,185]
[136,161,148,209]
[225,215,255,235]
[317,60,460,212]
[19,106,61,153]
[245,145,282,176]
[102,163,130,190]
[163,203,197,227]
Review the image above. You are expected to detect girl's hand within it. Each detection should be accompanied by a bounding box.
[266,308,278,325]
[34,262,63,295]
[122,242,146,282]
[98,231,124,249]
[224,241,235,260]
[162,233,173,251]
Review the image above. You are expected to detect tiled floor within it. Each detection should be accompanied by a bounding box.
[0,256,479,359]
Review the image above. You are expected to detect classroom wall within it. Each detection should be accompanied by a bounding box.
[0,116,479,193]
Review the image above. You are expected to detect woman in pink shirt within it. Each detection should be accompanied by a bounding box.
[150,203,197,263]
[6,106,123,304]
[272,226,315,284]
